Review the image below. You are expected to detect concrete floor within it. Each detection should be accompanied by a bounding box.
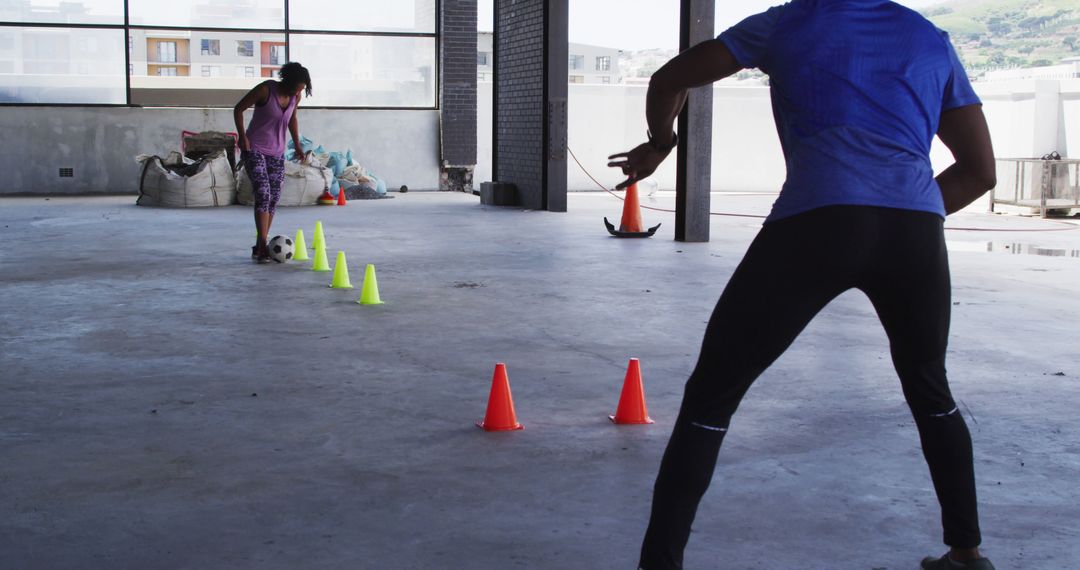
[1,192,1078,570]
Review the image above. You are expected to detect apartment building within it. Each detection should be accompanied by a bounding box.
[477,31,620,84]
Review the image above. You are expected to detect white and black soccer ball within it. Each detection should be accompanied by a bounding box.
[268,235,294,263]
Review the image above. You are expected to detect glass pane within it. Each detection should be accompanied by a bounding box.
[288,34,435,107]
[128,0,285,30]
[289,0,435,33]
[0,0,123,25]
[129,29,286,106]
[0,27,125,103]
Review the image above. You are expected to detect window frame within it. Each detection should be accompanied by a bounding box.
[0,0,442,109]
[200,38,219,56]
[235,39,254,57]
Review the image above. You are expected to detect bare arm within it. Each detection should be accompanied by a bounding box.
[288,99,303,162]
[608,39,743,189]
[233,82,270,151]
[935,104,996,214]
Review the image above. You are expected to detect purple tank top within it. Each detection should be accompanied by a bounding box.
[246,82,297,157]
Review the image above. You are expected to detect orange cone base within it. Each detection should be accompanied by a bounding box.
[475,420,524,432]
[609,414,654,425]
[317,190,336,205]
[605,217,661,238]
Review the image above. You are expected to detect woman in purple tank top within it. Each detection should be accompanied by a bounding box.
[233,62,312,263]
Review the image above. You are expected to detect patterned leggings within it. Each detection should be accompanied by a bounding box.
[243,151,285,214]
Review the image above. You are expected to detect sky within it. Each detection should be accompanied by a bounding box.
[478,0,947,51]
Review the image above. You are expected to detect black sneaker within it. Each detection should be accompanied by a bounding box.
[921,554,996,570]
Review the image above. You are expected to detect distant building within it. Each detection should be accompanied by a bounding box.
[130,30,286,79]
[477,31,620,84]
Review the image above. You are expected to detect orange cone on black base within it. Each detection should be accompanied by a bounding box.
[604,183,661,238]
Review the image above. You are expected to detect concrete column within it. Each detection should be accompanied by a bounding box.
[1032,80,1064,157]
[492,0,568,211]
[675,0,714,242]
[544,0,568,212]
[440,0,478,192]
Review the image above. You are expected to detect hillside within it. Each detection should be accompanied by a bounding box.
[921,0,1080,72]
[617,1,1079,83]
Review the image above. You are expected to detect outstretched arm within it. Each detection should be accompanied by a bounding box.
[935,104,996,214]
[608,39,743,189]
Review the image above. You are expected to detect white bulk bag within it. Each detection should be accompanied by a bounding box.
[136,150,236,207]
[236,160,332,207]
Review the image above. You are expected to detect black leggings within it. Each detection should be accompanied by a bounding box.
[640,206,981,569]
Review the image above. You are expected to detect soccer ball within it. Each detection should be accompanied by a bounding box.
[268,235,294,263]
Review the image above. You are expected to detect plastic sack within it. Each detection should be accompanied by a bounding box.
[237,160,333,207]
[285,136,316,161]
[136,150,236,207]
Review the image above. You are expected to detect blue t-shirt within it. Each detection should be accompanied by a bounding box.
[717,0,980,222]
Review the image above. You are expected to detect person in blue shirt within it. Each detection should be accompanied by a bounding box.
[608,2,997,569]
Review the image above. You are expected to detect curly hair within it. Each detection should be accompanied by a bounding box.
[279,62,312,96]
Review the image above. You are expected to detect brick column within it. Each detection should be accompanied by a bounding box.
[493,0,568,211]
[440,0,478,192]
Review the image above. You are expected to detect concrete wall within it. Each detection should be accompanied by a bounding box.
[476,78,1080,193]
[5,78,1076,197]
[0,107,440,194]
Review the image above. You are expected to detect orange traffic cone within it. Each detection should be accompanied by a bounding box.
[604,183,661,237]
[477,363,523,431]
[620,183,644,232]
[609,358,654,424]
[337,183,347,206]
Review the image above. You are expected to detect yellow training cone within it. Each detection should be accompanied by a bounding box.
[357,264,384,305]
[311,242,330,272]
[330,251,353,289]
[293,229,310,261]
[312,220,325,250]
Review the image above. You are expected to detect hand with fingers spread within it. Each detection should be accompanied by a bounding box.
[608,138,673,190]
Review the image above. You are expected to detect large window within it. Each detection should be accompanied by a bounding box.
[128,0,284,30]
[1,0,438,107]
[0,26,125,103]
[289,0,435,34]
[288,34,435,107]
[0,0,123,25]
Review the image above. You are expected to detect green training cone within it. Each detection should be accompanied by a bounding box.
[330,251,354,289]
[357,264,384,305]
[311,242,330,272]
[293,229,310,261]
[312,220,325,251]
